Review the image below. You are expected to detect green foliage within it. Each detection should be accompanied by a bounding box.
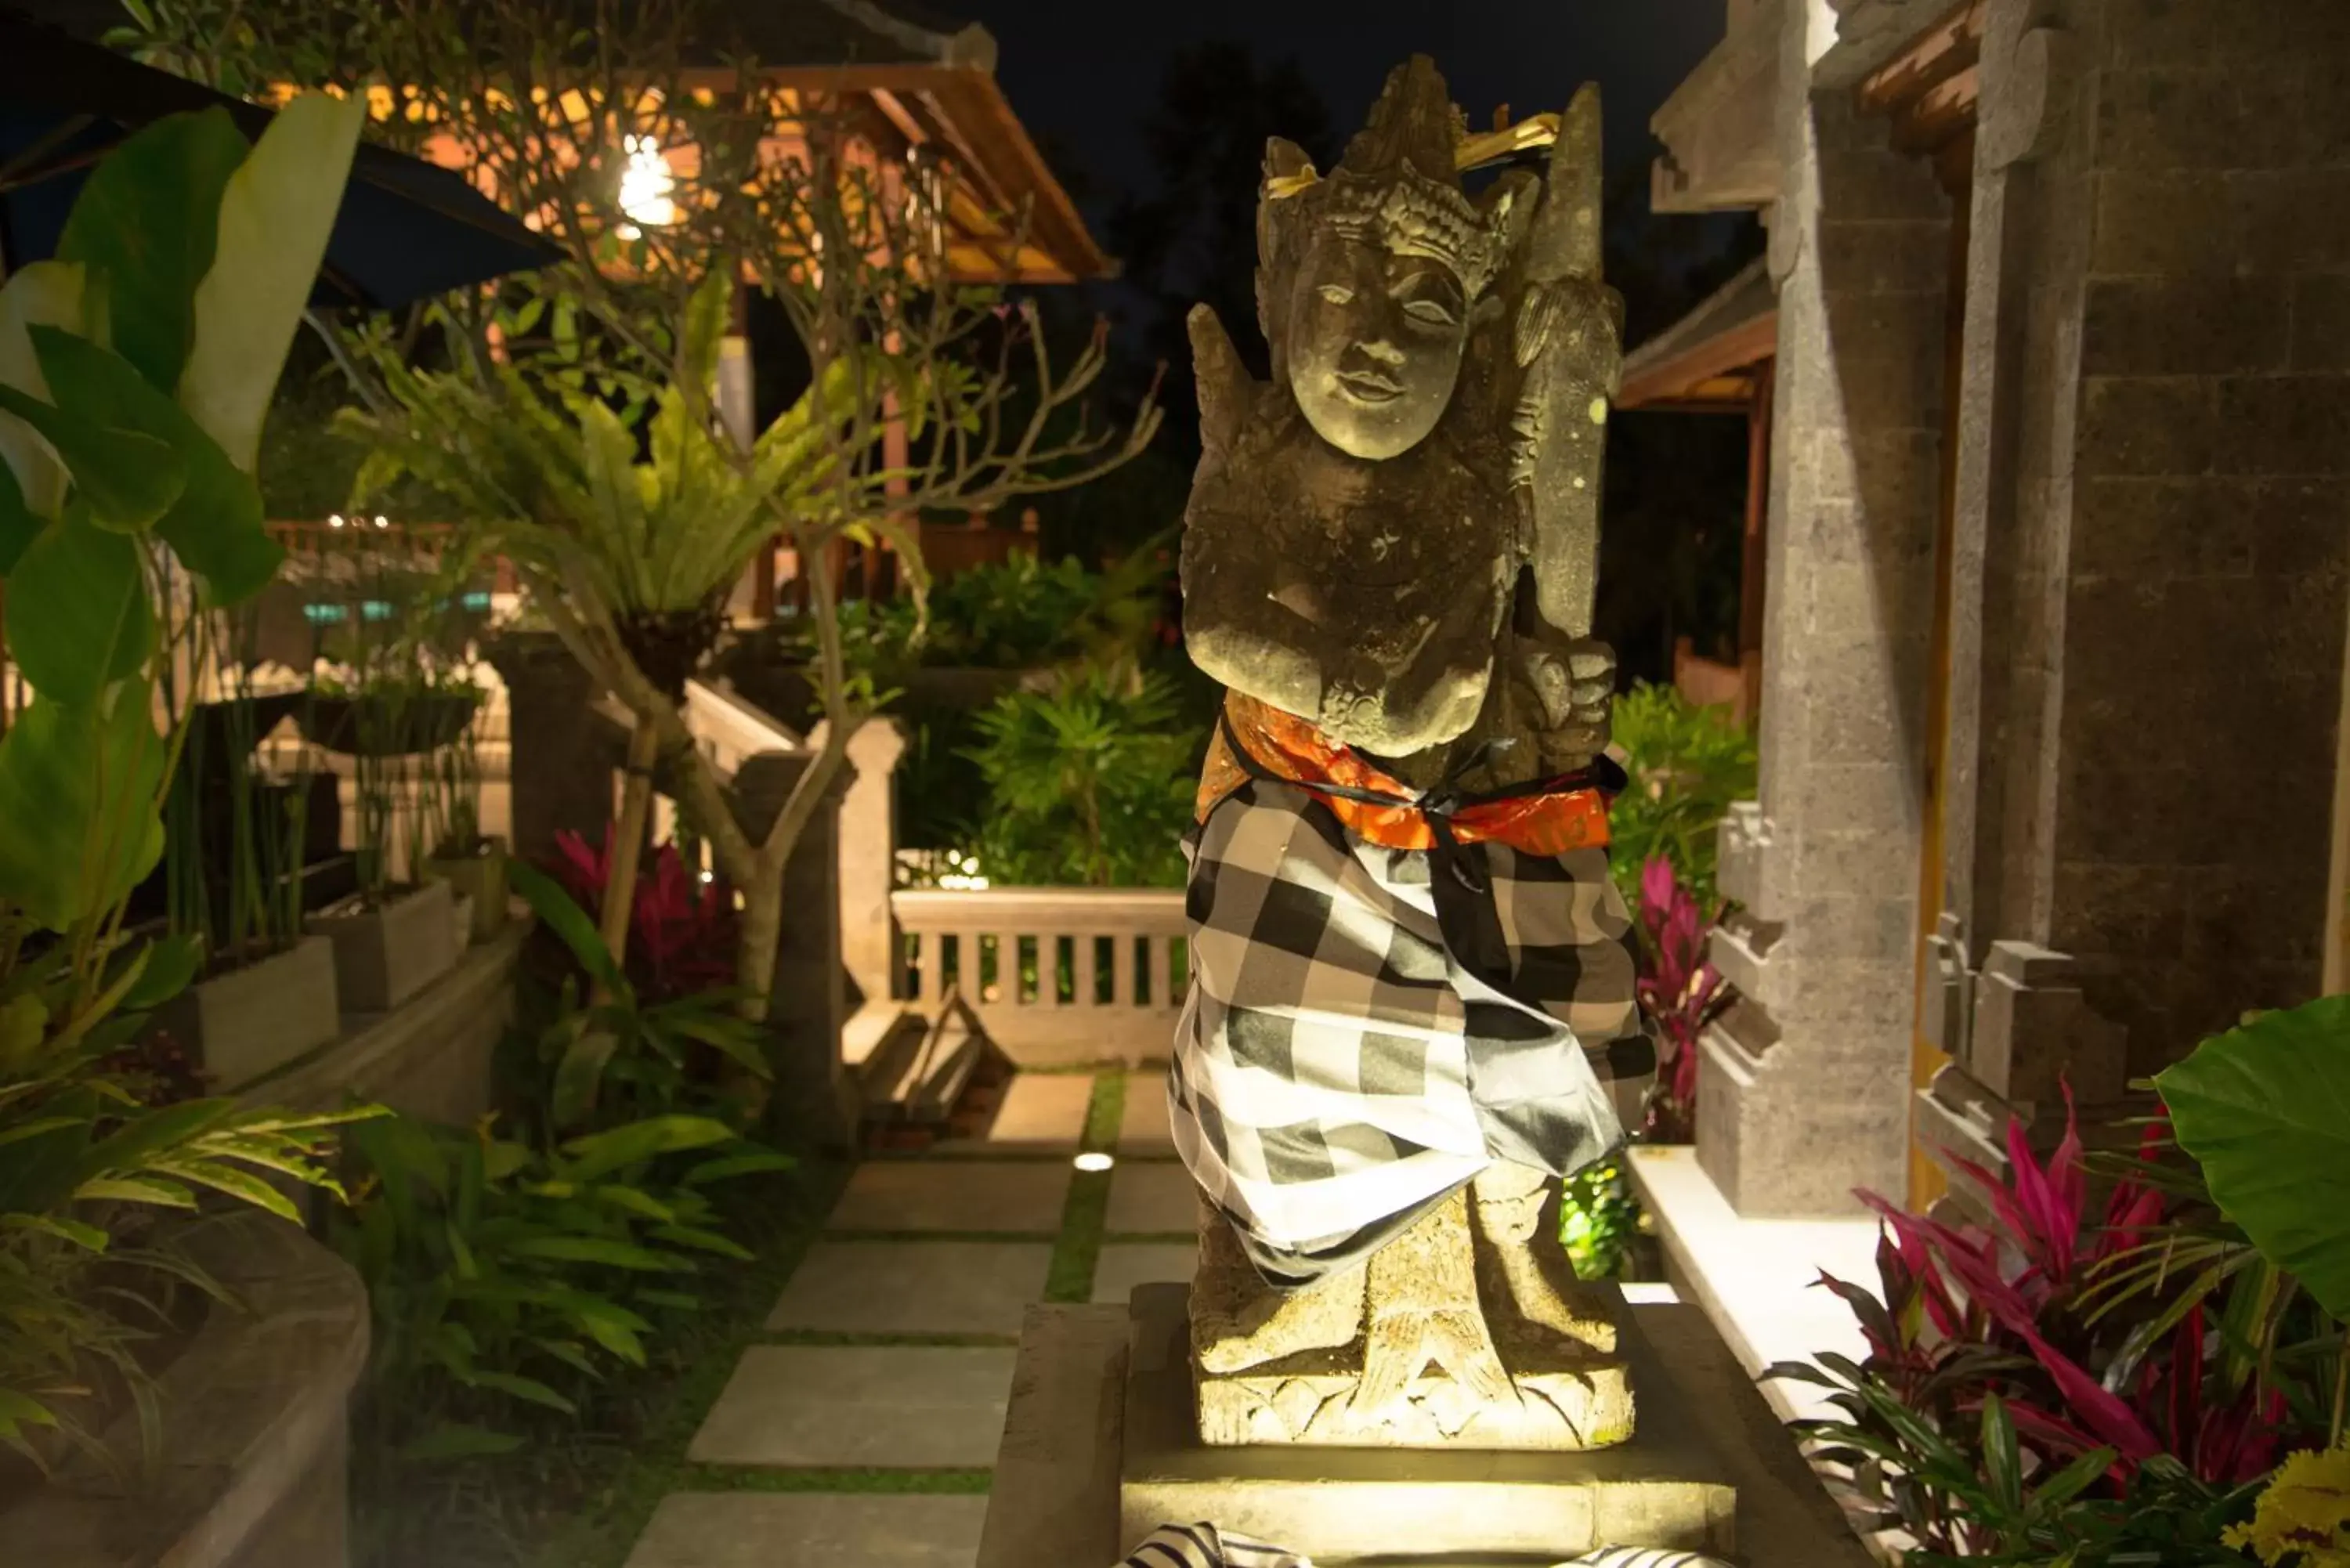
[826,546,1170,681]
[2157,997,2350,1325]
[0,99,365,1466]
[508,861,768,1136]
[0,931,371,1463]
[962,659,1202,889]
[342,270,879,627]
[1777,1358,2261,1566]
[1604,681,1756,912]
[331,1108,790,1461]
[1557,1161,1642,1283]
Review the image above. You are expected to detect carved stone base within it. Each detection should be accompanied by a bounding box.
[1197,1325,1636,1449]
[1191,1165,1632,1450]
[1137,1284,1732,1558]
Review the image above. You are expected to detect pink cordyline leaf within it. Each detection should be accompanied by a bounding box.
[1998,1397,2135,1486]
[1862,1191,2162,1467]
[551,826,613,905]
[2020,1321,2160,1461]
[1863,1192,2037,1335]
[1640,854,1676,935]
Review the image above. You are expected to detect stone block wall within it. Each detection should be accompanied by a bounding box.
[1942,0,2350,1145]
[1697,0,1954,1216]
[2054,0,2350,1070]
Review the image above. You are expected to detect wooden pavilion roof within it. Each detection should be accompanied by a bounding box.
[14,0,1112,284]
[1616,257,1777,412]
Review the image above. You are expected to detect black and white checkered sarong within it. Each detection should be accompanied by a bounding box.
[1170,775,1650,1288]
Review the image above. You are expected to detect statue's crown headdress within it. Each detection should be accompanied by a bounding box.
[1262,56,1501,297]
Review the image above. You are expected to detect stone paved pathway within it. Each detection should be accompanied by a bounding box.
[621,1067,1196,1568]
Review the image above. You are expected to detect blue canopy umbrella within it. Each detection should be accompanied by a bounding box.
[0,6,561,308]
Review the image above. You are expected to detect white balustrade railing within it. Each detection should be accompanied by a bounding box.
[891,886,1188,1068]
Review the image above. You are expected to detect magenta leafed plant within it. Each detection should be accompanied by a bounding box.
[1633,854,1730,1143]
[1773,1084,2306,1559]
[550,827,738,999]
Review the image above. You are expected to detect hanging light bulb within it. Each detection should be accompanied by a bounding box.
[618,133,676,232]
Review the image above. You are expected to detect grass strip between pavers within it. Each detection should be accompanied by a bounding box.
[475,1158,852,1568]
[1043,1073,1124,1302]
[510,1072,1134,1568]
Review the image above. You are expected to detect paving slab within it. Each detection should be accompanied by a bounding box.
[1116,1073,1175,1154]
[624,1492,989,1568]
[768,1241,1054,1337]
[689,1345,1020,1469]
[1090,1243,1195,1306]
[934,1074,1094,1154]
[828,1160,1072,1234]
[1104,1161,1199,1237]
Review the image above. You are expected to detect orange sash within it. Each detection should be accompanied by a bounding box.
[1196,692,1614,857]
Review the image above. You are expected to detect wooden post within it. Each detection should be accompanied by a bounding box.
[1739,358,1775,723]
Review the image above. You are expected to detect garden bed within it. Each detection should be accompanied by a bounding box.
[348,1160,849,1568]
[0,1214,369,1568]
[233,918,529,1129]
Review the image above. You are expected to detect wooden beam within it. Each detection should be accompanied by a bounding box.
[922,72,1112,280]
[1616,312,1780,410]
[1740,358,1774,667]
[1891,63,1981,157]
[866,86,930,152]
[1857,0,1986,119]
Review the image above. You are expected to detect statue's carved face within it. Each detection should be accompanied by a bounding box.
[1285,233,1470,461]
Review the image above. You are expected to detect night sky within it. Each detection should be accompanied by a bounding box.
[965,0,1728,222]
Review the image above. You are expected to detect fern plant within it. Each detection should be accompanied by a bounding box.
[1605,681,1757,912]
[963,659,1202,889]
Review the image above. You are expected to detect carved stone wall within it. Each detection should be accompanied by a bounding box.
[1929,0,2350,1185]
[1694,0,1954,1217]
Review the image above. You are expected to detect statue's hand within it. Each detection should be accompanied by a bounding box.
[1317,656,1388,744]
[1520,636,1615,774]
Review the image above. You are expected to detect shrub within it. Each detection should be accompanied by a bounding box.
[1606,681,1755,913]
[962,659,1202,888]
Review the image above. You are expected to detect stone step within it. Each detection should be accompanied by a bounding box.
[626,1492,990,1568]
[863,988,993,1129]
[975,1286,1878,1568]
[848,1002,928,1100]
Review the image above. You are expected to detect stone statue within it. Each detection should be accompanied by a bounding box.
[1168,56,1649,1451]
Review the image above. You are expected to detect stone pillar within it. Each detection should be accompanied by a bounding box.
[814,717,907,1010]
[483,630,621,865]
[1697,0,1954,1216]
[733,750,859,1155]
[1925,0,2350,1187]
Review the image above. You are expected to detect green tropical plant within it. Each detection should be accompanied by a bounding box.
[290,0,1159,1029]
[331,1107,790,1462]
[1604,681,1756,912]
[505,858,768,1136]
[0,96,374,1466]
[342,266,888,977]
[964,658,1202,889]
[1556,1160,1642,1282]
[2157,999,2350,1327]
[158,612,317,977]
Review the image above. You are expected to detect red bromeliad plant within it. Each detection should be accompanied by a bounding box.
[1634,854,1730,1143]
[1772,1086,2315,1559]
[551,827,739,1001]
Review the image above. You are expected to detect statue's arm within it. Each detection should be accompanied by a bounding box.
[1181,518,1361,724]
